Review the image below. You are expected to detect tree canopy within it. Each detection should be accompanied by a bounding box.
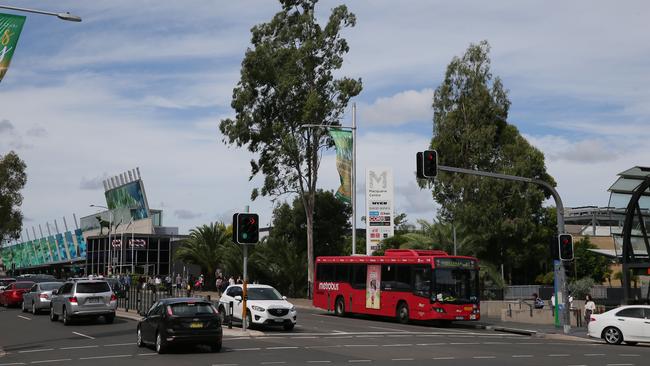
[0,151,27,247]
[427,41,556,284]
[219,0,362,289]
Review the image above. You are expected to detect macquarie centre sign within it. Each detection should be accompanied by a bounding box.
[365,168,394,255]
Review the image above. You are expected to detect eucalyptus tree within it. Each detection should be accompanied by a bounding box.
[220,0,362,291]
[0,150,27,248]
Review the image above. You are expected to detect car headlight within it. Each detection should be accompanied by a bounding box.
[252,305,266,312]
[290,306,296,312]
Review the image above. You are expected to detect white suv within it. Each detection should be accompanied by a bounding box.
[218,284,297,330]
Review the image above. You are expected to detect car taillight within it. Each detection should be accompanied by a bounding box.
[69,296,78,304]
[39,294,49,299]
[110,294,117,302]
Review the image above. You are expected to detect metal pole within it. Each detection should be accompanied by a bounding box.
[453,223,457,256]
[352,103,357,256]
[0,5,82,21]
[437,164,570,333]
[242,205,249,332]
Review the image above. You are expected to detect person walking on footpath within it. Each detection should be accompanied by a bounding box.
[229,276,235,286]
[584,294,596,325]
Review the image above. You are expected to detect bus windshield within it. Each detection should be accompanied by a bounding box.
[433,268,479,304]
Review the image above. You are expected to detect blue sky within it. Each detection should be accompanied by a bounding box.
[1,0,649,236]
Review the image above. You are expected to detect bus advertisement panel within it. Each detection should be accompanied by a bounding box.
[314,249,480,324]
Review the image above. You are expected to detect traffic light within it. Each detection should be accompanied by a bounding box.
[416,152,425,179]
[233,213,259,244]
[422,150,438,178]
[558,233,574,261]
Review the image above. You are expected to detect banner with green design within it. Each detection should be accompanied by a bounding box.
[0,13,26,82]
[329,128,353,204]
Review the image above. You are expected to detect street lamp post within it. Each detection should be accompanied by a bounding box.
[90,204,112,276]
[302,103,358,255]
[0,5,81,22]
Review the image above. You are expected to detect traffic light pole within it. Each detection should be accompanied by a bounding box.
[437,165,571,334]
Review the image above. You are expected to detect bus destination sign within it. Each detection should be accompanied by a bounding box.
[435,258,477,269]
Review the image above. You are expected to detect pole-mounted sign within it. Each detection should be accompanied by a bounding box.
[0,13,26,82]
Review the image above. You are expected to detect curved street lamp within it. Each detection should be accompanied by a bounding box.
[0,5,82,22]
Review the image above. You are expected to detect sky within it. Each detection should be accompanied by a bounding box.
[1,0,649,237]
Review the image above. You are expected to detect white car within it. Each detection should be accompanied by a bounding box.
[218,284,297,330]
[587,305,650,345]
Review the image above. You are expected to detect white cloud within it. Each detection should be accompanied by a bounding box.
[359,89,433,126]
[174,209,203,220]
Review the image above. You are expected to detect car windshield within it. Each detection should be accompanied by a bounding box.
[0,280,15,286]
[169,302,215,316]
[247,287,283,301]
[76,282,111,293]
[40,283,63,291]
[15,282,34,289]
[433,268,479,304]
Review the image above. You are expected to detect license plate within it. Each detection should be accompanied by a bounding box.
[455,316,464,320]
[190,322,203,329]
[87,297,100,304]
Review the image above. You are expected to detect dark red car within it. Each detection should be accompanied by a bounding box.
[0,281,35,307]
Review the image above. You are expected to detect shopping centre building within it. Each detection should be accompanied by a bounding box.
[0,168,186,278]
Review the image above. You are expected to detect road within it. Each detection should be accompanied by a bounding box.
[1,303,649,365]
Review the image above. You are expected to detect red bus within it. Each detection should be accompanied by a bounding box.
[313,249,480,324]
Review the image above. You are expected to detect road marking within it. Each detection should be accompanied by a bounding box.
[391,359,413,361]
[60,345,98,350]
[384,344,412,347]
[416,343,445,346]
[355,336,380,338]
[30,360,71,364]
[266,347,298,350]
[450,342,479,345]
[261,363,286,365]
[327,336,353,339]
[292,336,317,339]
[473,356,496,359]
[619,354,640,357]
[348,361,371,363]
[18,349,54,354]
[233,348,261,351]
[483,342,510,344]
[305,346,341,349]
[212,364,239,366]
[136,353,157,356]
[17,316,31,321]
[79,355,130,360]
[72,332,95,340]
[432,357,455,360]
[547,354,570,357]
[104,343,134,347]
[344,345,377,347]
[307,362,331,364]
[367,325,408,332]
[606,364,634,366]
[512,355,533,358]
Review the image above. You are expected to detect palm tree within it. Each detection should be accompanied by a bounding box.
[174,222,232,290]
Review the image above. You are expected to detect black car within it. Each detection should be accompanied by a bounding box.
[137,298,222,354]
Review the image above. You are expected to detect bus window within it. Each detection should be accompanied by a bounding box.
[412,266,431,298]
[335,264,350,283]
[351,265,366,289]
[381,265,396,290]
[317,264,335,282]
[394,265,412,291]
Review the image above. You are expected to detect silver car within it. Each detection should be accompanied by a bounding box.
[21,282,63,314]
[50,280,117,325]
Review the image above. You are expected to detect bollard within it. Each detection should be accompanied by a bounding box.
[229,301,234,329]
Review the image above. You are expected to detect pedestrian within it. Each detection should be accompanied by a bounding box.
[550,294,555,315]
[584,294,596,324]
[236,276,243,284]
[216,276,223,296]
[533,293,544,309]
[175,273,182,291]
[229,276,235,286]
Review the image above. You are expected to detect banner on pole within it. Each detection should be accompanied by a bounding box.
[329,128,353,204]
[0,13,26,82]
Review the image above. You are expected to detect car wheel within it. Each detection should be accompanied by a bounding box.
[396,302,409,324]
[218,306,228,324]
[155,331,167,354]
[283,323,295,331]
[334,297,345,317]
[210,340,222,353]
[136,326,144,348]
[32,302,37,315]
[246,310,253,330]
[625,341,638,346]
[21,301,27,313]
[62,307,71,326]
[603,326,623,345]
[50,305,58,321]
[105,313,115,324]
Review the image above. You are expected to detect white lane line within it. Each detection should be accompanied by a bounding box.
[233,348,261,351]
[212,364,239,366]
[326,336,353,339]
[266,346,298,350]
[367,325,408,332]
[348,361,371,363]
[547,354,570,357]
[30,360,71,364]
[450,342,479,345]
[136,353,157,356]
[18,349,54,354]
[17,316,31,321]
[619,354,640,357]
[473,356,496,359]
[344,345,378,347]
[512,355,533,358]
[292,336,317,339]
[355,336,380,338]
[103,343,134,347]
[383,344,412,347]
[60,345,98,350]
[72,332,95,340]
[432,357,455,360]
[416,343,445,346]
[332,330,346,333]
[585,353,606,356]
[387,335,410,338]
[305,346,341,349]
[483,342,511,344]
[79,355,130,360]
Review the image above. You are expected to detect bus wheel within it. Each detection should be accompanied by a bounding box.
[396,302,409,324]
[334,297,346,317]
